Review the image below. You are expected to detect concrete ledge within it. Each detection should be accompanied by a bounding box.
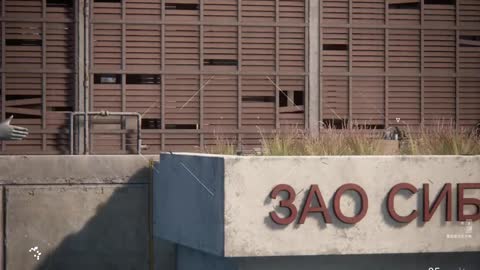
[0,155,157,184]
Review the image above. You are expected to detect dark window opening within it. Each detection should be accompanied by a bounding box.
[94,0,120,3]
[166,3,199,10]
[165,124,198,130]
[323,119,349,129]
[294,91,304,106]
[94,74,121,84]
[6,39,42,46]
[389,2,420,9]
[323,44,348,51]
[47,0,73,7]
[204,59,238,66]
[424,0,455,5]
[142,118,162,129]
[6,113,41,119]
[126,74,161,84]
[49,106,73,112]
[279,91,304,108]
[460,35,480,47]
[6,95,39,101]
[242,96,275,103]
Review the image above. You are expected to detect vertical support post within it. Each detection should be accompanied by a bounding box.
[42,0,47,151]
[1,0,6,152]
[199,0,205,150]
[455,0,460,129]
[76,0,86,155]
[161,0,166,150]
[304,0,309,131]
[384,1,389,128]
[275,0,280,130]
[85,0,91,154]
[121,0,126,152]
[348,0,353,129]
[318,0,323,130]
[308,0,320,134]
[237,1,242,149]
[420,1,425,127]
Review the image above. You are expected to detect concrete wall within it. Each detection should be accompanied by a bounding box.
[154,154,480,262]
[0,155,175,270]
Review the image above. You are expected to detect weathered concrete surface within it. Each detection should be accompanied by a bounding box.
[154,154,480,257]
[153,153,225,256]
[0,155,157,184]
[0,155,175,270]
[6,185,149,270]
[224,155,480,256]
[177,245,480,270]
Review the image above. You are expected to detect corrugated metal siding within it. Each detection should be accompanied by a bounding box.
[0,0,76,154]
[89,0,307,154]
[319,0,480,129]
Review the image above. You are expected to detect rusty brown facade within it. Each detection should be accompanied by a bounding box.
[0,0,478,155]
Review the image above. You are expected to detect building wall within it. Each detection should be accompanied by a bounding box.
[0,0,479,155]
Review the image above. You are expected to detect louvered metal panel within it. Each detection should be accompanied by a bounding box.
[319,0,480,130]
[89,0,307,153]
[0,0,76,154]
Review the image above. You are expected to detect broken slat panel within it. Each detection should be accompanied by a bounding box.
[203,25,238,73]
[241,76,275,129]
[322,28,349,73]
[459,31,480,76]
[279,76,305,128]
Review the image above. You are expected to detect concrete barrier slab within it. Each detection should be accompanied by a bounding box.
[154,154,480,257]
[6,185,149,270]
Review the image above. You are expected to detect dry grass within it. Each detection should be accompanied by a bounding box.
[260,127,385,156]
[401,124,480,155]
[209,123,480,156]
[206,135,237,155]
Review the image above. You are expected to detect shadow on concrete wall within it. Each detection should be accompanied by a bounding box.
[33,167,175,270]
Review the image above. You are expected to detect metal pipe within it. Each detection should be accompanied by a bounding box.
[70,111,142,155]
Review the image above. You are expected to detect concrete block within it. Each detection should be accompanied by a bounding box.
[6,185,149,270]
[154,154,480,257]
[153,153,225,256]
